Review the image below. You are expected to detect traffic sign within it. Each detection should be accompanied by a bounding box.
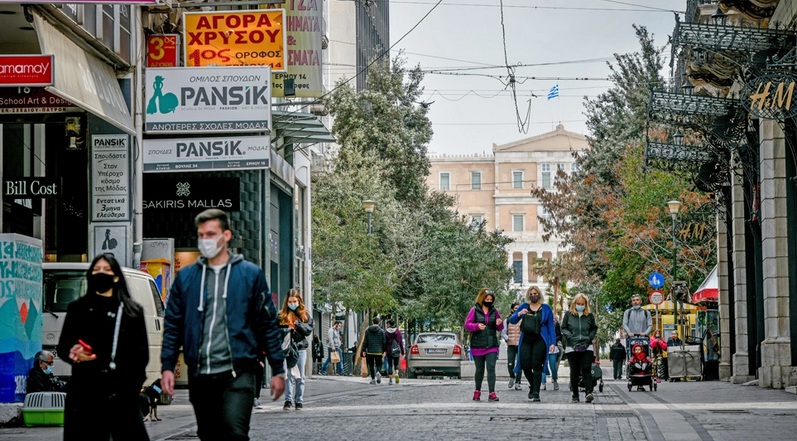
[648,272,664,289]
[649,290,664,305]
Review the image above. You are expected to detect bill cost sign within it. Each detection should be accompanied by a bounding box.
[184,10,286,72]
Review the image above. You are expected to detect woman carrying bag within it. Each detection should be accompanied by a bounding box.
[509,285,556,402]
[279,289,313,411]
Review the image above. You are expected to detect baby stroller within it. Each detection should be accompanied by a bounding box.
[627,336,655,392]
[571,358,605,393]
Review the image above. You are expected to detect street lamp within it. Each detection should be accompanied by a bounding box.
[667,200,682,338]
[362,199,376,234]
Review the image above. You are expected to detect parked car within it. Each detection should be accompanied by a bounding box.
[406,332,465,378]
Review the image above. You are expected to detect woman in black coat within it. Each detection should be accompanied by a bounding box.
[57,254,149,441]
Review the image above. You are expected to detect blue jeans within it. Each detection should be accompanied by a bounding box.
[541,352,559,383]
[188,371,255,441]
[285,349,307,404]
[320,347,343,374]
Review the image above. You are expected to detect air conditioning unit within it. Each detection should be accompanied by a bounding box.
[309,103,327,116]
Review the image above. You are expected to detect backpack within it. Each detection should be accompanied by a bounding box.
[390,339,401,358]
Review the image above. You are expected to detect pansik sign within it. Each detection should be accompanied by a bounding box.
[143,135,270,172]
[144,66,271,134]
[743,71,797,119]
[183,10,286,72]
[143,176,240,212]
[271,0,323,97]
[91,134,131,221]
[0,55,53,87]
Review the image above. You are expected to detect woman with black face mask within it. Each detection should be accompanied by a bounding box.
[57,253,150,441]
[464,288,504,402]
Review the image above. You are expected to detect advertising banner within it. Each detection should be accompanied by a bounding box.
[143,176,240,212]
[3,177,60,199]
[91,134,131,221]
[147,34,180,68]
[144,66,271,133]
[0,55,53,87]
[183,10,286,72]
[143,135,270,172]
[268,2,323,97]
[0,87,80,114]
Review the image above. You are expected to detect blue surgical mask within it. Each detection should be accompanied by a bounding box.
[43,365,53,375]
[288,303,299,311]
[575,305,586,312]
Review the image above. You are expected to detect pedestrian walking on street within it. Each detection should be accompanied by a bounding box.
[561,293,598,403]
[280,289,314,411]
[622,294,652,358]
[541,316,563,391]
[464,288,504,402]
[361,317,387,384]
[312,333,324,375]
[610,338,627,380]
[384,319,405,385]
[321,321,344,375]
[509,286,556,402]
[58,253,150,441]
[501,303,523,390]
[161,209,286,441]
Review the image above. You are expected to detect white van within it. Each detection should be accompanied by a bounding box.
[41,263,165,385]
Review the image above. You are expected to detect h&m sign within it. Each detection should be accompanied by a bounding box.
[743,71,797,119]
[3,177,60,198]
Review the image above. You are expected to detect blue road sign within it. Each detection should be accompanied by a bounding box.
[648,272,665,289]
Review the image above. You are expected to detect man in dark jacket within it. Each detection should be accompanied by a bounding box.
[361,317,387,384]
[161,209,285,441]
[609,339,627,380]
[26,351,66,393]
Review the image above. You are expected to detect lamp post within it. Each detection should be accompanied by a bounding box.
[362,199,376,234]
[667,200,682,338]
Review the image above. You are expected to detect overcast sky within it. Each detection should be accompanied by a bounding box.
[389,0,686,155]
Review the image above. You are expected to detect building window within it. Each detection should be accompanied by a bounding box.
[470,214,484,228]
[512,171,523,189]
[471,171,482,190]
[571,162,579,175]
[512,214,524,232]
[527,251,538,283]
[439,172,450,190]
[513,259,523,284]
[541,163,551,189]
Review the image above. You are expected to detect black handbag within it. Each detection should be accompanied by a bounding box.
[520,310,541,335]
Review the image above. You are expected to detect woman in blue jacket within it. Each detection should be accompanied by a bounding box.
[509,286,556,402]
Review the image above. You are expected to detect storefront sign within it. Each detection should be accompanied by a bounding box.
[0,55,54,87]
[0,87,80,114]
[183,10,286,71]
[91,134,131,221]
[3,177,59,199]
[269,1,322,97]
[90,223,130,268]
[143,176,240,211]
[143,135,270,172]
[147,34,180,68]
[743,71,797,119]
[144,66,271,134]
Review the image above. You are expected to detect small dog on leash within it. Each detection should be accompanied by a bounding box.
[139,379,163,421]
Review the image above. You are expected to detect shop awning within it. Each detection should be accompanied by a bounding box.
[33,14,135,135]
[691,266,718,304]
[273,110,335,145]
[644,301,698,314]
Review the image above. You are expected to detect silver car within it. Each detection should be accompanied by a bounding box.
[406,332,465,378]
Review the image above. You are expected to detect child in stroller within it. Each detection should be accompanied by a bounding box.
[627,338,656,391]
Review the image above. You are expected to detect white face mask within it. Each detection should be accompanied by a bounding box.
[198,235,224,259]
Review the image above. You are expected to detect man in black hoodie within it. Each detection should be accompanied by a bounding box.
[361,317,387,384]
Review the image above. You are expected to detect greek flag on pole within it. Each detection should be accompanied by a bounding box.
[547,84,559,100]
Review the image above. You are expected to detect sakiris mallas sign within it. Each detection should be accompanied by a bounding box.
[143,176,240,211]
[144,66,271,134]
[143,135,270,172]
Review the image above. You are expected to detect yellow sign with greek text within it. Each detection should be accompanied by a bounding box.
[183,10,286,72]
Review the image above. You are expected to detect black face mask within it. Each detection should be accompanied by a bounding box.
[530,295,540,303]
[89,272,115,294]
[483,301,494,308]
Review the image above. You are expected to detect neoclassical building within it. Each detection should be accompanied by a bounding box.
[426,124,588,304]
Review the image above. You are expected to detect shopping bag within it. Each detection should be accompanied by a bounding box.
[330,349,341,364]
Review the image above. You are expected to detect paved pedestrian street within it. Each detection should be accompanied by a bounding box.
[3,373,797,440]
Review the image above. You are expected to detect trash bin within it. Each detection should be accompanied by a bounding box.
[23,392,65,427]
[343,352,353,376]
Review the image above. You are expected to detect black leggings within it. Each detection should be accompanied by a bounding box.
[386,355,400,375]
[366,354,382,379]
[506,345,523,381]
[473,352,498,392]
[519,334,547,394]
[566,350,594,396]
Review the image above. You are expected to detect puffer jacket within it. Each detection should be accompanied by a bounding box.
[362,325,386,355]
[560,312,598,349]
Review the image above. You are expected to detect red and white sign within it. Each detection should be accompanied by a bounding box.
[0,55,54,87]
[649,290,664,305]
[691,266,718,303]
[147,34,180,68]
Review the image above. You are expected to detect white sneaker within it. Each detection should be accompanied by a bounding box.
[389,377,393,385]
[253,398,262,409]
[508,378,515,389]
[376,372,382,384]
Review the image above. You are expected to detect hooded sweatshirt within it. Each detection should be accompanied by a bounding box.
[363,325,387,355]
[385,327,404,357]
[199,254,243,375]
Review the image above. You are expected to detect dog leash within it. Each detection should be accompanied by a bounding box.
[109,303,123,371]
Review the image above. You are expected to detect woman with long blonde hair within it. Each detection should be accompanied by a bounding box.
[560,293,598,403]
[279,289,313,411]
